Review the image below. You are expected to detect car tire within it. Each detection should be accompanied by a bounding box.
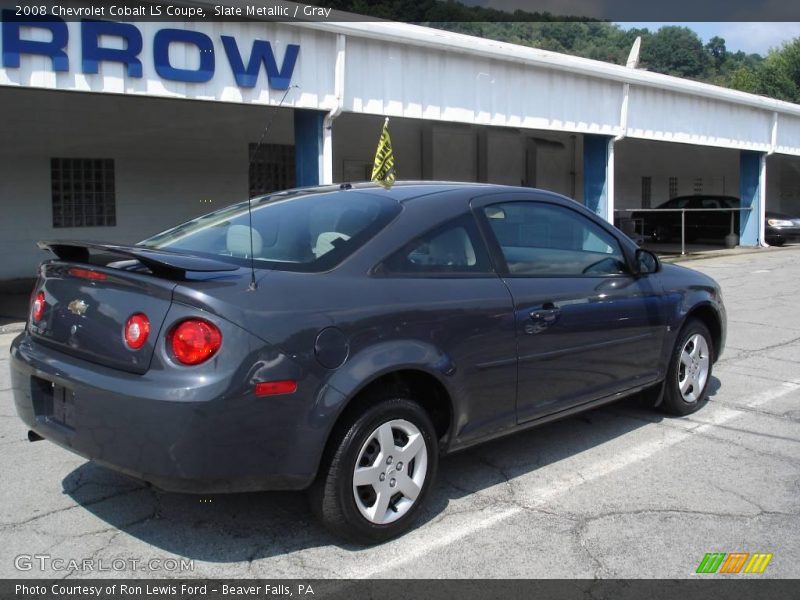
[309,397,439,544]
[654,225,672,243]
[660,319,714,416]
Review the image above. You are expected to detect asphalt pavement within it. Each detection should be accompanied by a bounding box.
[0,247,798,579]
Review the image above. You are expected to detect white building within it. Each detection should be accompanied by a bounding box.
[1,3,800,280]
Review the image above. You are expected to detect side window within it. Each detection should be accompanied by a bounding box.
[665,198,690,209]
[482,202,627,276]
[380,215,492,275]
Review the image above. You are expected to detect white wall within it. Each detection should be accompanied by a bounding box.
[0,87,293,279]
[483,129,523,186]
[426,124,477,182]
[614,140,800,217]
[1,89,588,280]
[331,113,582,199]
[343,35,622,136]
[767,155,800,215]
[626,86,773,152]
[0,18,336,110]
[4,15,800,162]
[332,113,425,182]
[613,139,739,210]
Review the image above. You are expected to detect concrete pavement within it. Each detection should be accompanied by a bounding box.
[0,247,798,579]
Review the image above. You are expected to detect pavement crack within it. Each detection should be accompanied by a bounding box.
[606,406,800,466]
[0,486,150,530]
[468,453,530,507]
[717,333,800,365]
[582,506,796,523]
[708,483,779,515]
[709,399,792,419]
[573,517,605,578]
[681,416,800,445]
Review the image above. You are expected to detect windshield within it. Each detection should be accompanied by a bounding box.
[139,189,401,272]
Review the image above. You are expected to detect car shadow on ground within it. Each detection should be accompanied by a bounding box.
[61,378,720,563]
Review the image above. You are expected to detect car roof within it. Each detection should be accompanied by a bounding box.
[261,181,560,204]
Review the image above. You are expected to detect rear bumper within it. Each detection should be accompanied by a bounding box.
[9,332,326,493]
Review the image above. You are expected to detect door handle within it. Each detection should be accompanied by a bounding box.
[529,304,561,323]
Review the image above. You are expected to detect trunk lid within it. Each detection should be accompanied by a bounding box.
[31,263,177,375]
[31,240,245,374]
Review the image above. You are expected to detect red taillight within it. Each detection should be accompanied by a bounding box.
[31,291,46,322]
[255,380,298,397]
[124,313,151,350]
[170,319,222,365]
[68,267,107,281]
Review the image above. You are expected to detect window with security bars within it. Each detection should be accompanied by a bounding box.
[51,158,116,228]
[693,177,704,193]
[248,143,295,197]
[668,176,679,199]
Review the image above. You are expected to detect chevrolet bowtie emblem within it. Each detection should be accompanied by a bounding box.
[67,299,88,316]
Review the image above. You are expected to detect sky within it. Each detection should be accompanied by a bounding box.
[616,22,800,55]
[460,1,800,56]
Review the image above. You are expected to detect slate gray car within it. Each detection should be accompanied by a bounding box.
[9,182,726,543]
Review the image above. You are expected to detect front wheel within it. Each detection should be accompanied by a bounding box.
[661,319,713,416]
[309,398,439,544]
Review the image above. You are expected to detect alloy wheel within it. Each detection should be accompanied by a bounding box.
[678,333,710,403]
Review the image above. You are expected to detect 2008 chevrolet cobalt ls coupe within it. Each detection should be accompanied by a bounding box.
[10,182,725,543]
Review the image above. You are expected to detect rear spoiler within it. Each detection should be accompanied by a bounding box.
[38,240,239,279]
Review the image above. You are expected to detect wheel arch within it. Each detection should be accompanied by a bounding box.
[312,348,457,481]
[334,368,454,442]
[683,302,723,362]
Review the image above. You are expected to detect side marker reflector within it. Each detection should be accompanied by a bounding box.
[255,380,298,397]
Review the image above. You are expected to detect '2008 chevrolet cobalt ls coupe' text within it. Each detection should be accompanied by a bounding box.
[10,182,726,543]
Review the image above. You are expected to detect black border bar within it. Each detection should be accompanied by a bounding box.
[2,0,800,23]
[3,579,800,600]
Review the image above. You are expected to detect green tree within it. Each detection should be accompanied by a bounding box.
[640,26,710,79]
[729,66,762,94]
[706,36,727,69]
[729,40,800,102]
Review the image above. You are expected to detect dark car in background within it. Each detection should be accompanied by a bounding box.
[10,182,726,543]
[630,194,800,246]
[765,211,800,246]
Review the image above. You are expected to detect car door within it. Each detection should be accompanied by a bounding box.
[374,213,518,446]
[641,197,685,240]
[695,197,729,240]
[473,194,667,423]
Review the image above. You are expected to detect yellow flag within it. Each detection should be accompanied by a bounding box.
[371,118,395,188]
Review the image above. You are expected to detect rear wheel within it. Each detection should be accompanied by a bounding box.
[653,225,673,243]
[309,397,438,544]
[661,319,713,416]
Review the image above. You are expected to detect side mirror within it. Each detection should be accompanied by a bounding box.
[635,249,660,275]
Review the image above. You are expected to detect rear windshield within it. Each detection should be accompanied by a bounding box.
[139,190,400,272]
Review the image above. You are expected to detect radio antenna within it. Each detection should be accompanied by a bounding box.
[247,84,299,291]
